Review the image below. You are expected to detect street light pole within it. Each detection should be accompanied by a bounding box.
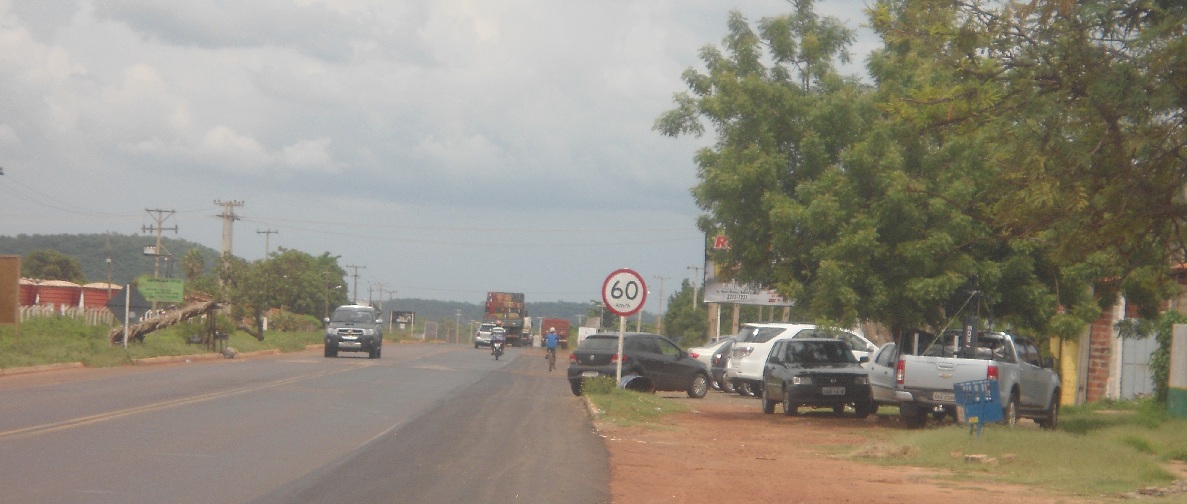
[687,265,702,308]
[455,309,462,345]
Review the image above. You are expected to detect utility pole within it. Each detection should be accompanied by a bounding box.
[687,265,702,308]
[345,264,366,303]
[653,275,668,335]
[142,209,177,279]
[257,229,277,257]
[214,200,244,257]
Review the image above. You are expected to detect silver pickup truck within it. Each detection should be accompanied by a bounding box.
[868,329,1061,429]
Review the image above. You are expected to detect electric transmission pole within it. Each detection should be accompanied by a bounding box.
[257,228,278,257]
[345,264,366,303]
[653,275,668,335]
[687,265,702,308]
[142,208,177,279]
[214,200,244,257]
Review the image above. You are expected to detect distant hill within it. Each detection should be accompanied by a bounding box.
[0,233,655,326]
[0,233,220,285]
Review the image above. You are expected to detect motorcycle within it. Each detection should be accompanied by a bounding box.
[492,340,504,360]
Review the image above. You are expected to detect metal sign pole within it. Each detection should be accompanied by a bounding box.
[616,314,626,384]
[122,285,130,349]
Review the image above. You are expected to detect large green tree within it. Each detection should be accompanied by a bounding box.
[22,249,85,283]
[658,0,1186,343]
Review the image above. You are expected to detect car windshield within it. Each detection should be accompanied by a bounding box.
[785,341,856,364]
[331,309,374,324]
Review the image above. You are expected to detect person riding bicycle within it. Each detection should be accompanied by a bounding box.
[544,327,559,367]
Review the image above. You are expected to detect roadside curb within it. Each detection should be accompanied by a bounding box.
[0,361,86,376]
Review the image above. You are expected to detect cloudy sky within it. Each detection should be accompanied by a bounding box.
[0,0,874,308]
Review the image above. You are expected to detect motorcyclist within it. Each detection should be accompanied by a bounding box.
[490,327,507,355]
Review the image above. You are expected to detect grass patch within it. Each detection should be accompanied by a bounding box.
[855,401,1187,498]
[0,315,325,370]
[582,376,691,427]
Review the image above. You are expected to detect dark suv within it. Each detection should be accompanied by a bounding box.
[567,332,710,398]
[760,338,873,418]
[324,305,383,359]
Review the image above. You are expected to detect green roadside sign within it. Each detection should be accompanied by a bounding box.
[139,278,184,303]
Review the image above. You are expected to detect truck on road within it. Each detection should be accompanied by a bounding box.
[539,318,571,348]
[868,328,1061,429]
[484,292,528,347]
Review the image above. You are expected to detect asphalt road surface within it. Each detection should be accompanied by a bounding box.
[0,344,609,504]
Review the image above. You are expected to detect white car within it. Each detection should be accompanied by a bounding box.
[687,338,732,368]
[724,323,876,396]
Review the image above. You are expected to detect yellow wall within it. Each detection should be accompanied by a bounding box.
[1053,338,1079,405]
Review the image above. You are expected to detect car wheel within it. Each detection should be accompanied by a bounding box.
[324,344,337,358]
[688,373,709,399]
[783,388,799,416]
[735,382,751,396]
[570,379,583,396]
[854,398,874,419]
[901,402,927,429]
[1036,391,1060,430]
[721,378,736,394]
[761,387,776,414]
[832,405,845,415]
[1003,391,1020,427]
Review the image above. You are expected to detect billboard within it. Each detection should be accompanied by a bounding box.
[701,235,792,306]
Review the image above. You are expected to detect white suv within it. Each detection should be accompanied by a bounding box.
[724,323,875,396]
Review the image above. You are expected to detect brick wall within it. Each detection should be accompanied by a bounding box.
[1085,304,1116,403]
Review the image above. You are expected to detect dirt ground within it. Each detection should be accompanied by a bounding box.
[596,388,1143,504]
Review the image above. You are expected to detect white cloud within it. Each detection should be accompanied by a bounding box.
[0,0,875,302]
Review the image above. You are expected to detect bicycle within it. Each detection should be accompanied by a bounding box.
[546,347,557,372]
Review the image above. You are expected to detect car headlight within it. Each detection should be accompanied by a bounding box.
[853,376,869,385]
[362,329,374,336]
[792,376,812,385]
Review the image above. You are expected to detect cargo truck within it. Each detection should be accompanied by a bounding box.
[484,291,528,347]
[540,317,571,349]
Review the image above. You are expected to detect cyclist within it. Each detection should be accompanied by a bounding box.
[544,327,559,371]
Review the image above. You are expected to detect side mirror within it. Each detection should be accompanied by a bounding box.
[323,317,330,324]
[859,355,870,364]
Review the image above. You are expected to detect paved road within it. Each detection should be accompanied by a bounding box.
[0,344,609,504]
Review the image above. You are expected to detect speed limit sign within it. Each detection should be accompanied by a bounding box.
[602,268,647,317]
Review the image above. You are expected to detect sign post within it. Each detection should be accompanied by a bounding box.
[602,268,647,384]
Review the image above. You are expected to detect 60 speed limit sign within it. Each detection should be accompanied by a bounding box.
[602,268,647,317]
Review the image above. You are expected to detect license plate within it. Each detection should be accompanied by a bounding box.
[582,371,600,378]
[933,391,956,402]
[822,386,845,396]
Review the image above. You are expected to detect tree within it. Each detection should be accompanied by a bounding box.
[181,248,205,282]
[22,249,85,283]
[658,0,1186,344]
[662,280,708,345]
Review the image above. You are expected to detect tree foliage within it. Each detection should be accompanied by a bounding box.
[22,249,86,283]
[658,0,1187,344]
[661,280,709,345]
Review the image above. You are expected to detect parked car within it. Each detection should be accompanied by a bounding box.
[724,323,819,396]
[567,332,711,399]
[710,338,736,392]
[726,323,875,396]
[760,338,874,418]
[868,328,1061,429]
[324,304,383,359]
